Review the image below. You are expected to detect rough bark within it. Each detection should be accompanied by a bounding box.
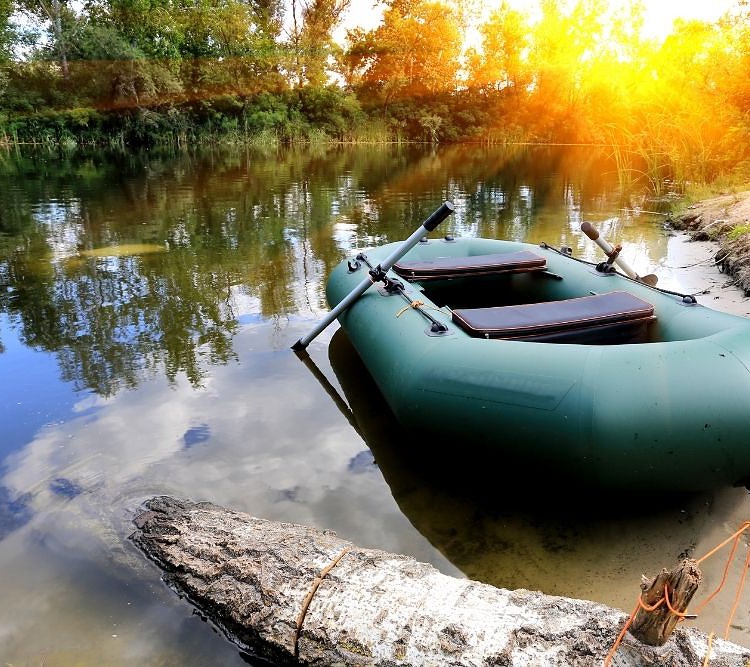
[131,496,750,667]
[630,560,702,646]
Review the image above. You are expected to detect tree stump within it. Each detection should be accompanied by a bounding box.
[630,559,702,646]
[130,496,750,666]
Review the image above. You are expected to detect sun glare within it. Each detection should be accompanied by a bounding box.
[341,0,741,49]
[498,0,739,38]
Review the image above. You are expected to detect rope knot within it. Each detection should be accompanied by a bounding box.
[396,300,425,317]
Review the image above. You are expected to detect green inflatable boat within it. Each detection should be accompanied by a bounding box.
[325,230,750,492]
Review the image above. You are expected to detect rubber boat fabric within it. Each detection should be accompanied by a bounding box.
[325,236,750,492]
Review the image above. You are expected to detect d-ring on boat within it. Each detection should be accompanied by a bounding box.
[324,205,750,492]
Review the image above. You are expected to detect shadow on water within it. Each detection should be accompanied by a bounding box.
[0,487,33,540]
[324,329,749,604]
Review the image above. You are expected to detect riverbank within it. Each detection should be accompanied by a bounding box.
[669,191,750,311]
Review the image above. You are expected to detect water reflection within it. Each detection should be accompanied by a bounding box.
[0,486,33,539]
[327,329,750,645]
[0,319,450,664]
[0,144,735,663]
[0,144,668,402]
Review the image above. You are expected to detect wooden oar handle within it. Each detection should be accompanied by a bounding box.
[579,221,657,284]
[580,222,600,241]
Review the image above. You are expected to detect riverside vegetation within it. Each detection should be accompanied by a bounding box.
[1,0,750,195]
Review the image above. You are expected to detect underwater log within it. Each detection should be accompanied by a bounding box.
[131,496,750,666]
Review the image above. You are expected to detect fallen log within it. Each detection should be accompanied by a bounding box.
[131,496,750,666]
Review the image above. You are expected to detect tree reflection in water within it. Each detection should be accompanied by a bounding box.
[0,143,644,398]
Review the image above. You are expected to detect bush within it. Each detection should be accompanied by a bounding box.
[243,93,290,135]
[295,86,363,140]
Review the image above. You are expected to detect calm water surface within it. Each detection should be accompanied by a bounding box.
[1,144,749,664]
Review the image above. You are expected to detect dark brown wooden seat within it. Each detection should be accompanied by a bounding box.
[452,291,655,344]
[392,251,547,281]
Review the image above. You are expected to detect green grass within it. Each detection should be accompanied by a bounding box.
[728,224,750,241]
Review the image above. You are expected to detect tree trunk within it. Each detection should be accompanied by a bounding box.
[131,496,750,667]
[50,0,69,79]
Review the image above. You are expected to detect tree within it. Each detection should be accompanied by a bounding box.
[467,3,528,94]
[85,0,286,101]
[523,0,612,140]
[343,0,462,106]
[0,0,17,62]
[639,18,745,181]
[17,0,75,77]
[287,0,351,88]
[719,2,750,127]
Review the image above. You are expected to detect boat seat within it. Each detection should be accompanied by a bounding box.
[392,251,547,281]
[452,291,656,344]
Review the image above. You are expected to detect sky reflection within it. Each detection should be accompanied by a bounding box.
[0,318,455,663]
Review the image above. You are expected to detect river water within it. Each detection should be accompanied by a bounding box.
[1,143,748,663]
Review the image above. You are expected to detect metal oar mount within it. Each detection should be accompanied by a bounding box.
[292,201,456,351]
[580,222,658,287]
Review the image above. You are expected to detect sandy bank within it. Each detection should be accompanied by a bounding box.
[668,191,750,315]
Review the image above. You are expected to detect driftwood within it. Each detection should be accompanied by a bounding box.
[131,496,750,666]
[630,560,702,646]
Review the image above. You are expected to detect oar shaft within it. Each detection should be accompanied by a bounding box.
[580,221,638,279]
[293,273,376,350]
[292,201,455,351]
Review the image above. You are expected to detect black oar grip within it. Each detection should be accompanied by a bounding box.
[581,222,599,241]
[422,201,455,232]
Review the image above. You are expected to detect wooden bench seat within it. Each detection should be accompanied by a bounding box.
[452,291,655,344]
[392,251,547,281]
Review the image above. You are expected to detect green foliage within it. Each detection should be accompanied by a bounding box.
[2,0,750,191]
[0,0,17,63]
[728,224,750,241]
[295,86,363,139]
[243,92,291,136]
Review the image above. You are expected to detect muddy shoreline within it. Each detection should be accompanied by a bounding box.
[668,191,750,315]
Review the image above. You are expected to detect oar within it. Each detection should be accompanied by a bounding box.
[292,201,455,351]
[580,222,658,287]
[295,348,362,437]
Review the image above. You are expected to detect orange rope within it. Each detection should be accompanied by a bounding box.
[395,300,425,317]
[638,595,664,613]
[604,590,673,666]
[701,632,715,667]
[663,583,697,619]
[692,526,745,615]
[604,521,750,665]
[394,300,449,318]
[696,521,750,564]
[603,600,639,667]
[723,543,750,639]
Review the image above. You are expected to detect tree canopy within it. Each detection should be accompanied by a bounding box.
[1,0,749,188]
